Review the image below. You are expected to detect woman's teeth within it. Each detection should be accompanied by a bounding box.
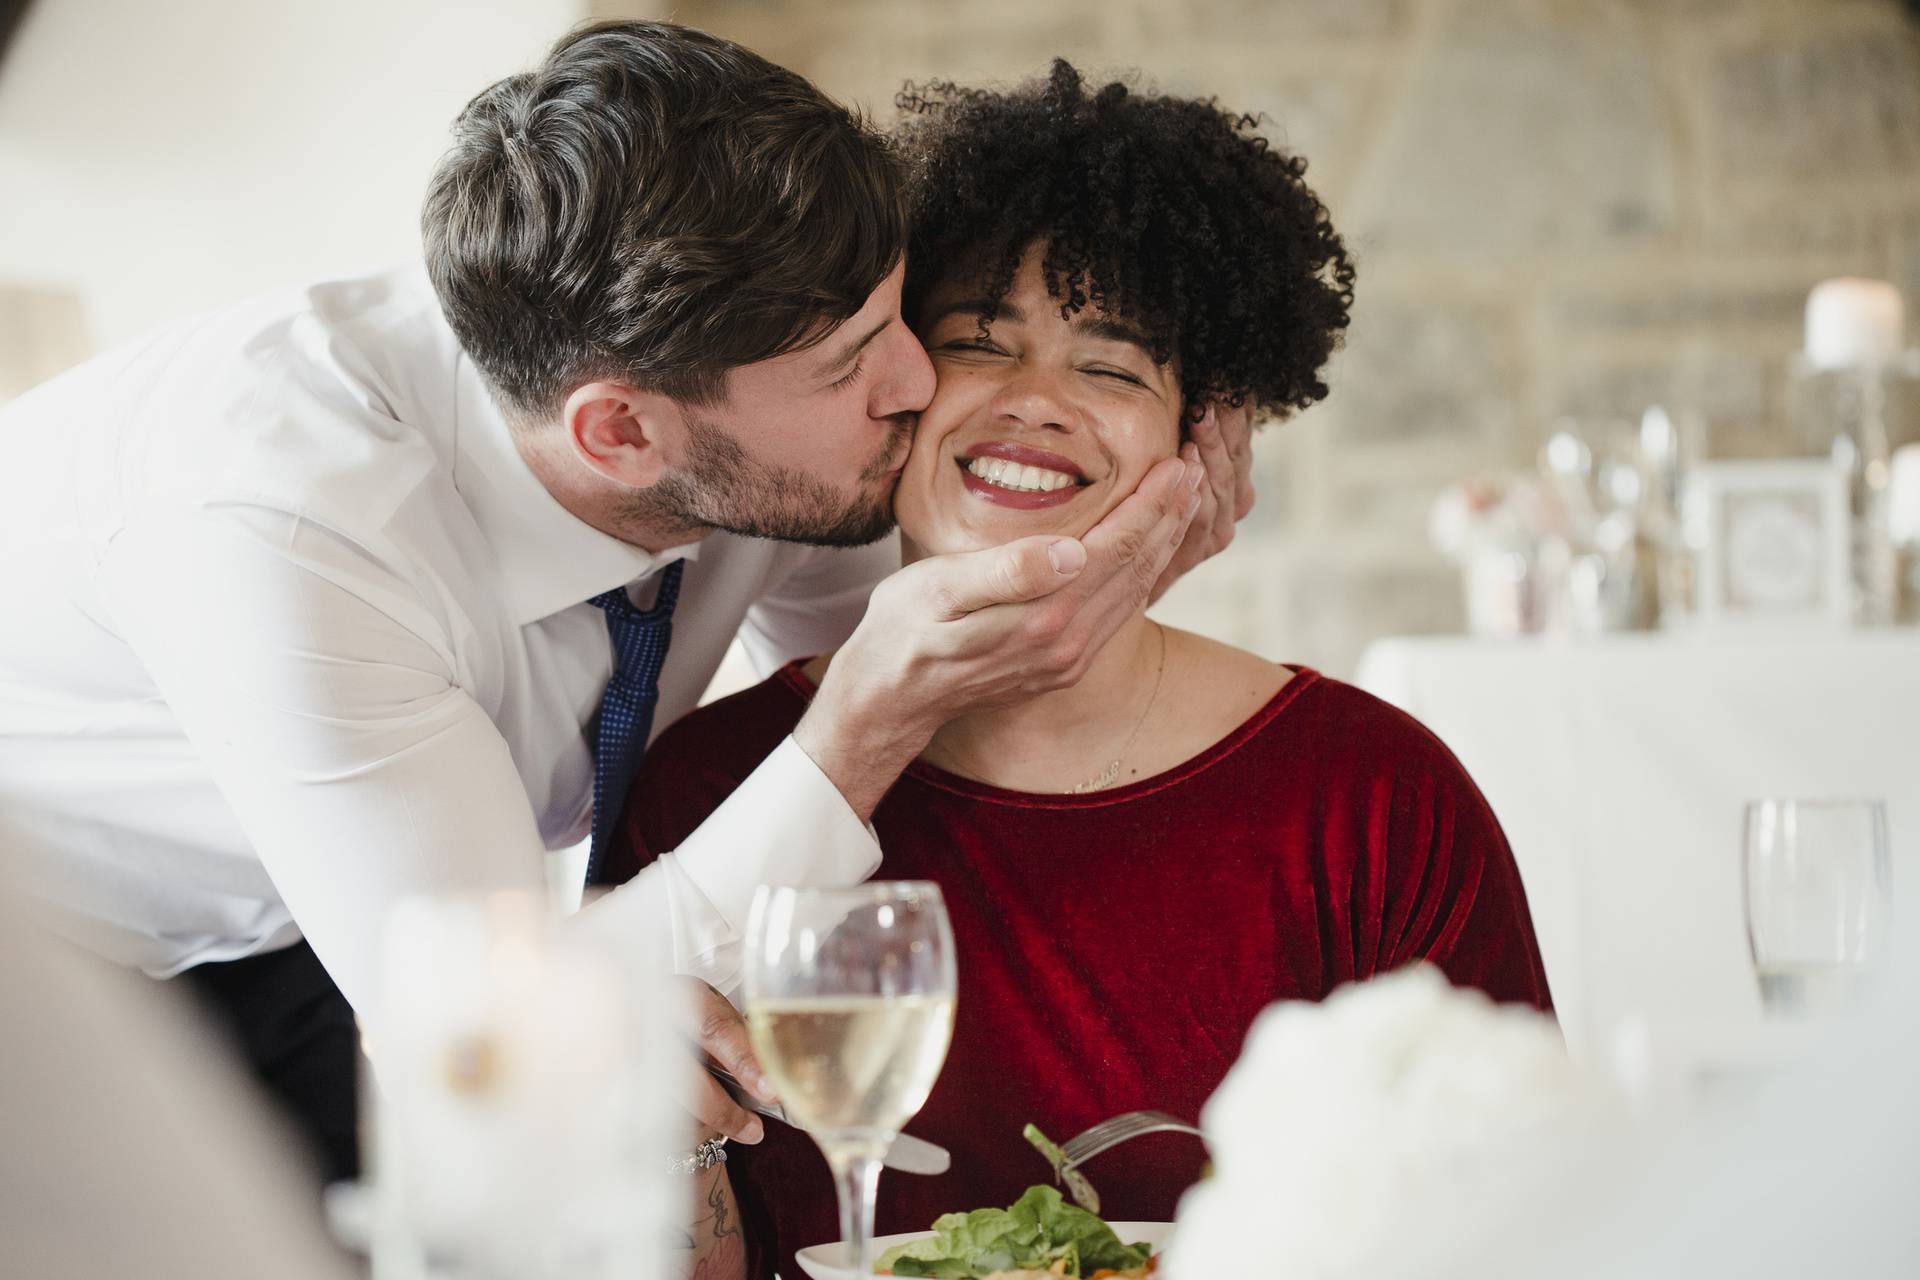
[964,456,1080,493]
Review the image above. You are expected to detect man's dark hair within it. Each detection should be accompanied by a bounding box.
[896,60,1355,422]
[423,20,906,421]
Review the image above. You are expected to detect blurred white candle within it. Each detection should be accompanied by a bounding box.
[372,890,675,1280]
[1803,278,1905,371]
[1890,445,1920,547]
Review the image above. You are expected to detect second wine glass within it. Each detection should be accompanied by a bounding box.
[1743,797,1892,1016]
[743,882,957,1276]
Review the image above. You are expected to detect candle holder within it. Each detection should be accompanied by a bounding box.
[1786,350,1920,626]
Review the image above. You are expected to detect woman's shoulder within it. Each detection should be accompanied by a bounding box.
[1168,632,1475,786]
[1279,668,1489,804]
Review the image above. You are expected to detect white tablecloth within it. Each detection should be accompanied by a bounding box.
[1355,631,1920,1078]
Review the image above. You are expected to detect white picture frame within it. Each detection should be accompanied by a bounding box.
[1689,460,1850,629]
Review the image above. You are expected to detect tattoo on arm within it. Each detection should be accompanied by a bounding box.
[679,1167,747,1280]
[706,1172,740,1239]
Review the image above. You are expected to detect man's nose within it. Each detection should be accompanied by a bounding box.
[873,328,937,419]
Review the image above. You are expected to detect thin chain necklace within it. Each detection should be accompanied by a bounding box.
[1064,621,1168,794]
[925,623,1170,794]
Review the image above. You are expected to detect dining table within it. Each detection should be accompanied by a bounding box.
[1354,627,1920,1088]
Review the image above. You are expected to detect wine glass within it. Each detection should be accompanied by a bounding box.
[743,883,957,1276]
[1743,799,1893,1016]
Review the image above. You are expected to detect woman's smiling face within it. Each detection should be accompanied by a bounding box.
[893,244,1184,558]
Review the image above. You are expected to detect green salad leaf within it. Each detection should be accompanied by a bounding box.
[876,1185,1153,1278]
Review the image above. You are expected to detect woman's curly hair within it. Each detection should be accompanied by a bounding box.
[895,59,1355,423]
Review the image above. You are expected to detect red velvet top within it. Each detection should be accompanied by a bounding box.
[612,663,1551,1280]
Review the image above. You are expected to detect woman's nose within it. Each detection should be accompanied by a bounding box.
[987,363,1075,432]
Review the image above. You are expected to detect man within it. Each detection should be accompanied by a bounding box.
[0,21,1249,1180]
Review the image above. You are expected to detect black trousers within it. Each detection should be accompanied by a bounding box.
[177,938,362,1183]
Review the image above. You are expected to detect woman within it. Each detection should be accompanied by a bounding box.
[617,61,1551,1280]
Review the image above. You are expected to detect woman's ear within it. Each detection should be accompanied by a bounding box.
[561,380,681,489]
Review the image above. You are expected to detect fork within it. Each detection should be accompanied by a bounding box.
[1059,1109,1205,1171]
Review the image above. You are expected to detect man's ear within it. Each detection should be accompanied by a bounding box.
[561,380,681,488]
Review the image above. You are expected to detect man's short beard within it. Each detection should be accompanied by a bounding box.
[628,411,904,548]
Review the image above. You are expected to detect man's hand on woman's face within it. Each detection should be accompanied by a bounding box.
[1150,401,1256,604]
[794,455,1201,819]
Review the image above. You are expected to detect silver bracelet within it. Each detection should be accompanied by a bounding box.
[667,1136,729,1176]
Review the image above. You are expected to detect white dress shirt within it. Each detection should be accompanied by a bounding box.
[0,264,892,1014]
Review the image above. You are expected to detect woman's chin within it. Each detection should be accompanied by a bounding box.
[899,510,1095,560]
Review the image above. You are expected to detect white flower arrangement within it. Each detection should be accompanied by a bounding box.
[1165,965,1607,1280]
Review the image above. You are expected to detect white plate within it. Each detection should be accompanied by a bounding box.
[794,1220,1172,1280]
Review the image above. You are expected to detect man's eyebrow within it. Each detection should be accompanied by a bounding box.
[816,316,892,382]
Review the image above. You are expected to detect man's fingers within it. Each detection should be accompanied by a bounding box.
[1216,401,1258,520]
[668,979,771,1143]
[1078,455,1200,622]
[686,982,778,1104]
[1091,476,1196,611]
[921,534,1088,618]
[1192,406,1234,503]
[1190,408,1238,550]
[1080,456,1195,565]
[685,1073,765,1145]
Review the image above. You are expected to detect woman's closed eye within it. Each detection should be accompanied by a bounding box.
[936,337,1008,357]
[1085,363,1147,386]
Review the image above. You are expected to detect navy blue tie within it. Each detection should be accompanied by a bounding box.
[585,559,685,885]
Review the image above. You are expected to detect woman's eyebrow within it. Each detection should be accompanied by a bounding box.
[923,298,1026,329]
[1072,314,1158,359]
[925,298,1158,360]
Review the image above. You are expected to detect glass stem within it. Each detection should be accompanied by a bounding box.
[831,1152,884,1276]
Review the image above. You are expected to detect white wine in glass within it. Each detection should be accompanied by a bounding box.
[744,883,956,1275]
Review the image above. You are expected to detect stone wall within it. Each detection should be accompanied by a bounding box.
[670,0,1920,675]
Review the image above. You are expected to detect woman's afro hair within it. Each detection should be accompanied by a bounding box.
[895,59,1356,422]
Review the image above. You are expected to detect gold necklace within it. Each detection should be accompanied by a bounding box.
[1064,622,1167,794]
[926,624,1171,794]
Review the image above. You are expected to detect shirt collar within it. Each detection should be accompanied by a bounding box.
[453,353,701,628]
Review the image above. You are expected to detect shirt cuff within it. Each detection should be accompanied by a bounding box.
[577,735,882,997]
[675,734,882,920]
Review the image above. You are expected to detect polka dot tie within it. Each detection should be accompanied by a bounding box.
[585,559,685,885]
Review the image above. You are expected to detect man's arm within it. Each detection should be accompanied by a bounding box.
[99,504,787,1152]
[96,505,555,1021]
[677,1161,748,1280]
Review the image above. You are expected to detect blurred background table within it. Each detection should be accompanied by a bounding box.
[1355,631,1919,1081]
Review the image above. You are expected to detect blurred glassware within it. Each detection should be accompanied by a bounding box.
[370,890,672,1280]
[744,883,956,1279]
[1890,443,1920,624]
[1556,416,1672,634]
[1433,410,1691,639]
[1431,477,1561,637]
[1638,404,1701,623]
[1743,799,1893,1018]
[1787,279,1918,627]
